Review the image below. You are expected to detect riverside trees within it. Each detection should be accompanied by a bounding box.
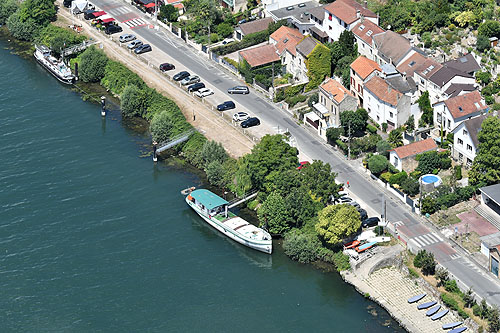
[7,0,56,41]
[315,204,361,246]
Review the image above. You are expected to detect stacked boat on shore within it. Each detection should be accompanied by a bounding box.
[34,45,75,84]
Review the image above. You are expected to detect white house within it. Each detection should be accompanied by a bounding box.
[389,138,438,172]
[351,19,384,61]
[305,77,357,141]
[322,0,378,42]
[349,55,381,107]
[452,114,499,166]
[363,76,411,129]
[433,90,488,132]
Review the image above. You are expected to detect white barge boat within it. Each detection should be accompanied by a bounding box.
[34,45,75,84]
[185,189,272,254]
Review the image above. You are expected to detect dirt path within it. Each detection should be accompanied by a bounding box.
[56,9,254,158]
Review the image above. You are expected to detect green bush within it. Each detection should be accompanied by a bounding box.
[0,0,18,25]
[389,171,408,185]
[284,83,306,98]
[367,124,378,134]
[78,46,108,83]
[36,25,86,58]
[408,267,419,278]
[336,139,348,153]
[331,251,351,271]
[380,172,392,183]
[413,249,436,275]
[286,94,307,107]
[212,30,268,55]
[247,199,258,210]
[283,229,322,263]
[367,155,388,175]
[473,304,482,317]
[181,132,207,167]
[101,60,145,96]
[382,122,388,132]
[455,165,462,180]
[445,279,461,294]
[441,293,459,311]
[458,308,469,319]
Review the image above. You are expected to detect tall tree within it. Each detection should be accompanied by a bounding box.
[299,160,341,205]
[242,134,298,191]
[417,91,433,125]
[388,128,403,148]
[469,117,500,186]
[340,108,368,135]
[258,191,292,234]
[315,204,361,246]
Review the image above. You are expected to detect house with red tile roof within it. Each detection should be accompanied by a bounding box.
[304,77,357,141]
[389,138,438,172]
[238,44,280,68]
[364,76,411,129]
[433,90,488,132]
[351,19,384,60]
[323,0,378,42]
[269,26,304,56]
[350,55,381,107]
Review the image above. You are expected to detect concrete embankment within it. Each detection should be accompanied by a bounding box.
[341,244,466,333]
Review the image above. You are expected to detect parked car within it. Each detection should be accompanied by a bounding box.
[338,190,349,198]
[241,117,260,128]
[83,9,96,18]
[336,196,353,204]
[297,161,310,170]
[173,71,190,81]
[362,217,380,228]
[194,88,214,98]
[358,208,368,221]
[187,82,205,92]
[127,40,143,49]
[222,38,235,45]
[217,101,235,111]
[228,86,249,94]
[119,34,136,43]
[134,44,152,54]
[159,63,175,72]
[105,24,123,35]
[181,75,200,86]
[347,201,360,209]
[233,112,249,122]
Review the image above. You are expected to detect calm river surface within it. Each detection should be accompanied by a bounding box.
[0,38,404,332]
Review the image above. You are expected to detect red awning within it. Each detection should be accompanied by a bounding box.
[145,2,156,7]
[92,11,106,17]
[101,18,115,23]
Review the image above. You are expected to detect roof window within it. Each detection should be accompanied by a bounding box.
[474,102,480,109]
[286,6,294,10]
[458,106,463,112]
[409,61,416,67]
[283,38,288,43]
[359,25,365,31]
[298,3,306,7]
[366,30,373,36]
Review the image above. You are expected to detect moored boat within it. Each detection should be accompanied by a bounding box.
[417,300,437,310]
[426,304,441,316]
[449,327,467,333]
[443,322,463,330]
[431,309,449,320]
[34,45,75,84]
[185,189,272,254]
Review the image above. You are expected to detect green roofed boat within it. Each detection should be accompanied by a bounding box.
[185,189,272,254]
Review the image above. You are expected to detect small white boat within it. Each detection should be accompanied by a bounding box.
[34,45,75,84]
[185,189,272,254]
[431,309,449,320]
[408,293,426,304]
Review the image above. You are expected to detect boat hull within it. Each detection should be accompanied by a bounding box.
[186,198,272,254]
[34,53,74,85]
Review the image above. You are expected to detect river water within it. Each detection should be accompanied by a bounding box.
[0,38,404,332]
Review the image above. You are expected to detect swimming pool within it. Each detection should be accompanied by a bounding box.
[421,174,443,190]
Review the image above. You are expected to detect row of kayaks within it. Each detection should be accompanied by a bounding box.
[408,293,467,332]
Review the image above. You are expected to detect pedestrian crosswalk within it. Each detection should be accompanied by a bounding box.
[123,18,148,29]
[109,7,130,15]
[411,232,443,247]
[449,253,461,260]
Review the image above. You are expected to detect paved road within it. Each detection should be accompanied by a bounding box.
[86,0,500,305]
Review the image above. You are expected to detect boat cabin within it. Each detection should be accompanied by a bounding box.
[187,189,228,218]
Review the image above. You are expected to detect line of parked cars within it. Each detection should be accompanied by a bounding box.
[330,191,381,228]
[119,34,152,54]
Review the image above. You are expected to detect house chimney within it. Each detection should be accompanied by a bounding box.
[360,14,364,23]
[356,10,360,18]
[364,0,368,8]
[387,85,392,93]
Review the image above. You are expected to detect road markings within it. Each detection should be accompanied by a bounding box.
[123,18,148,29]
[155,32,178,48]
[449,253,461,260]
[109,7,130,15]
[411,232,442,247]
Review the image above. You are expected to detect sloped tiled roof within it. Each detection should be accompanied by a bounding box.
[372,31,412,65]
[324,0,376,24]
[239,17,273,36]
[239,44,280,68]
[444,84,476,98]
[295,36,320,57]
[396,52,427,77]
[391,138,437,159]
[308,5,326,20]
[414,57,443,80]
[351,20,384,45]
[443,90,487,120]
[320,78,354,104]
[364,76,403,106]
[350,56,381,80]
[444,54,481,75]
[271,26,303,56]
[461,114,500,148]
[428,66,473,88]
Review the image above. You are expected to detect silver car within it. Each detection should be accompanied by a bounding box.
[119,34,136,43]
[127,40,142,49]
[232,112,249,122]
[181,75,200,86]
